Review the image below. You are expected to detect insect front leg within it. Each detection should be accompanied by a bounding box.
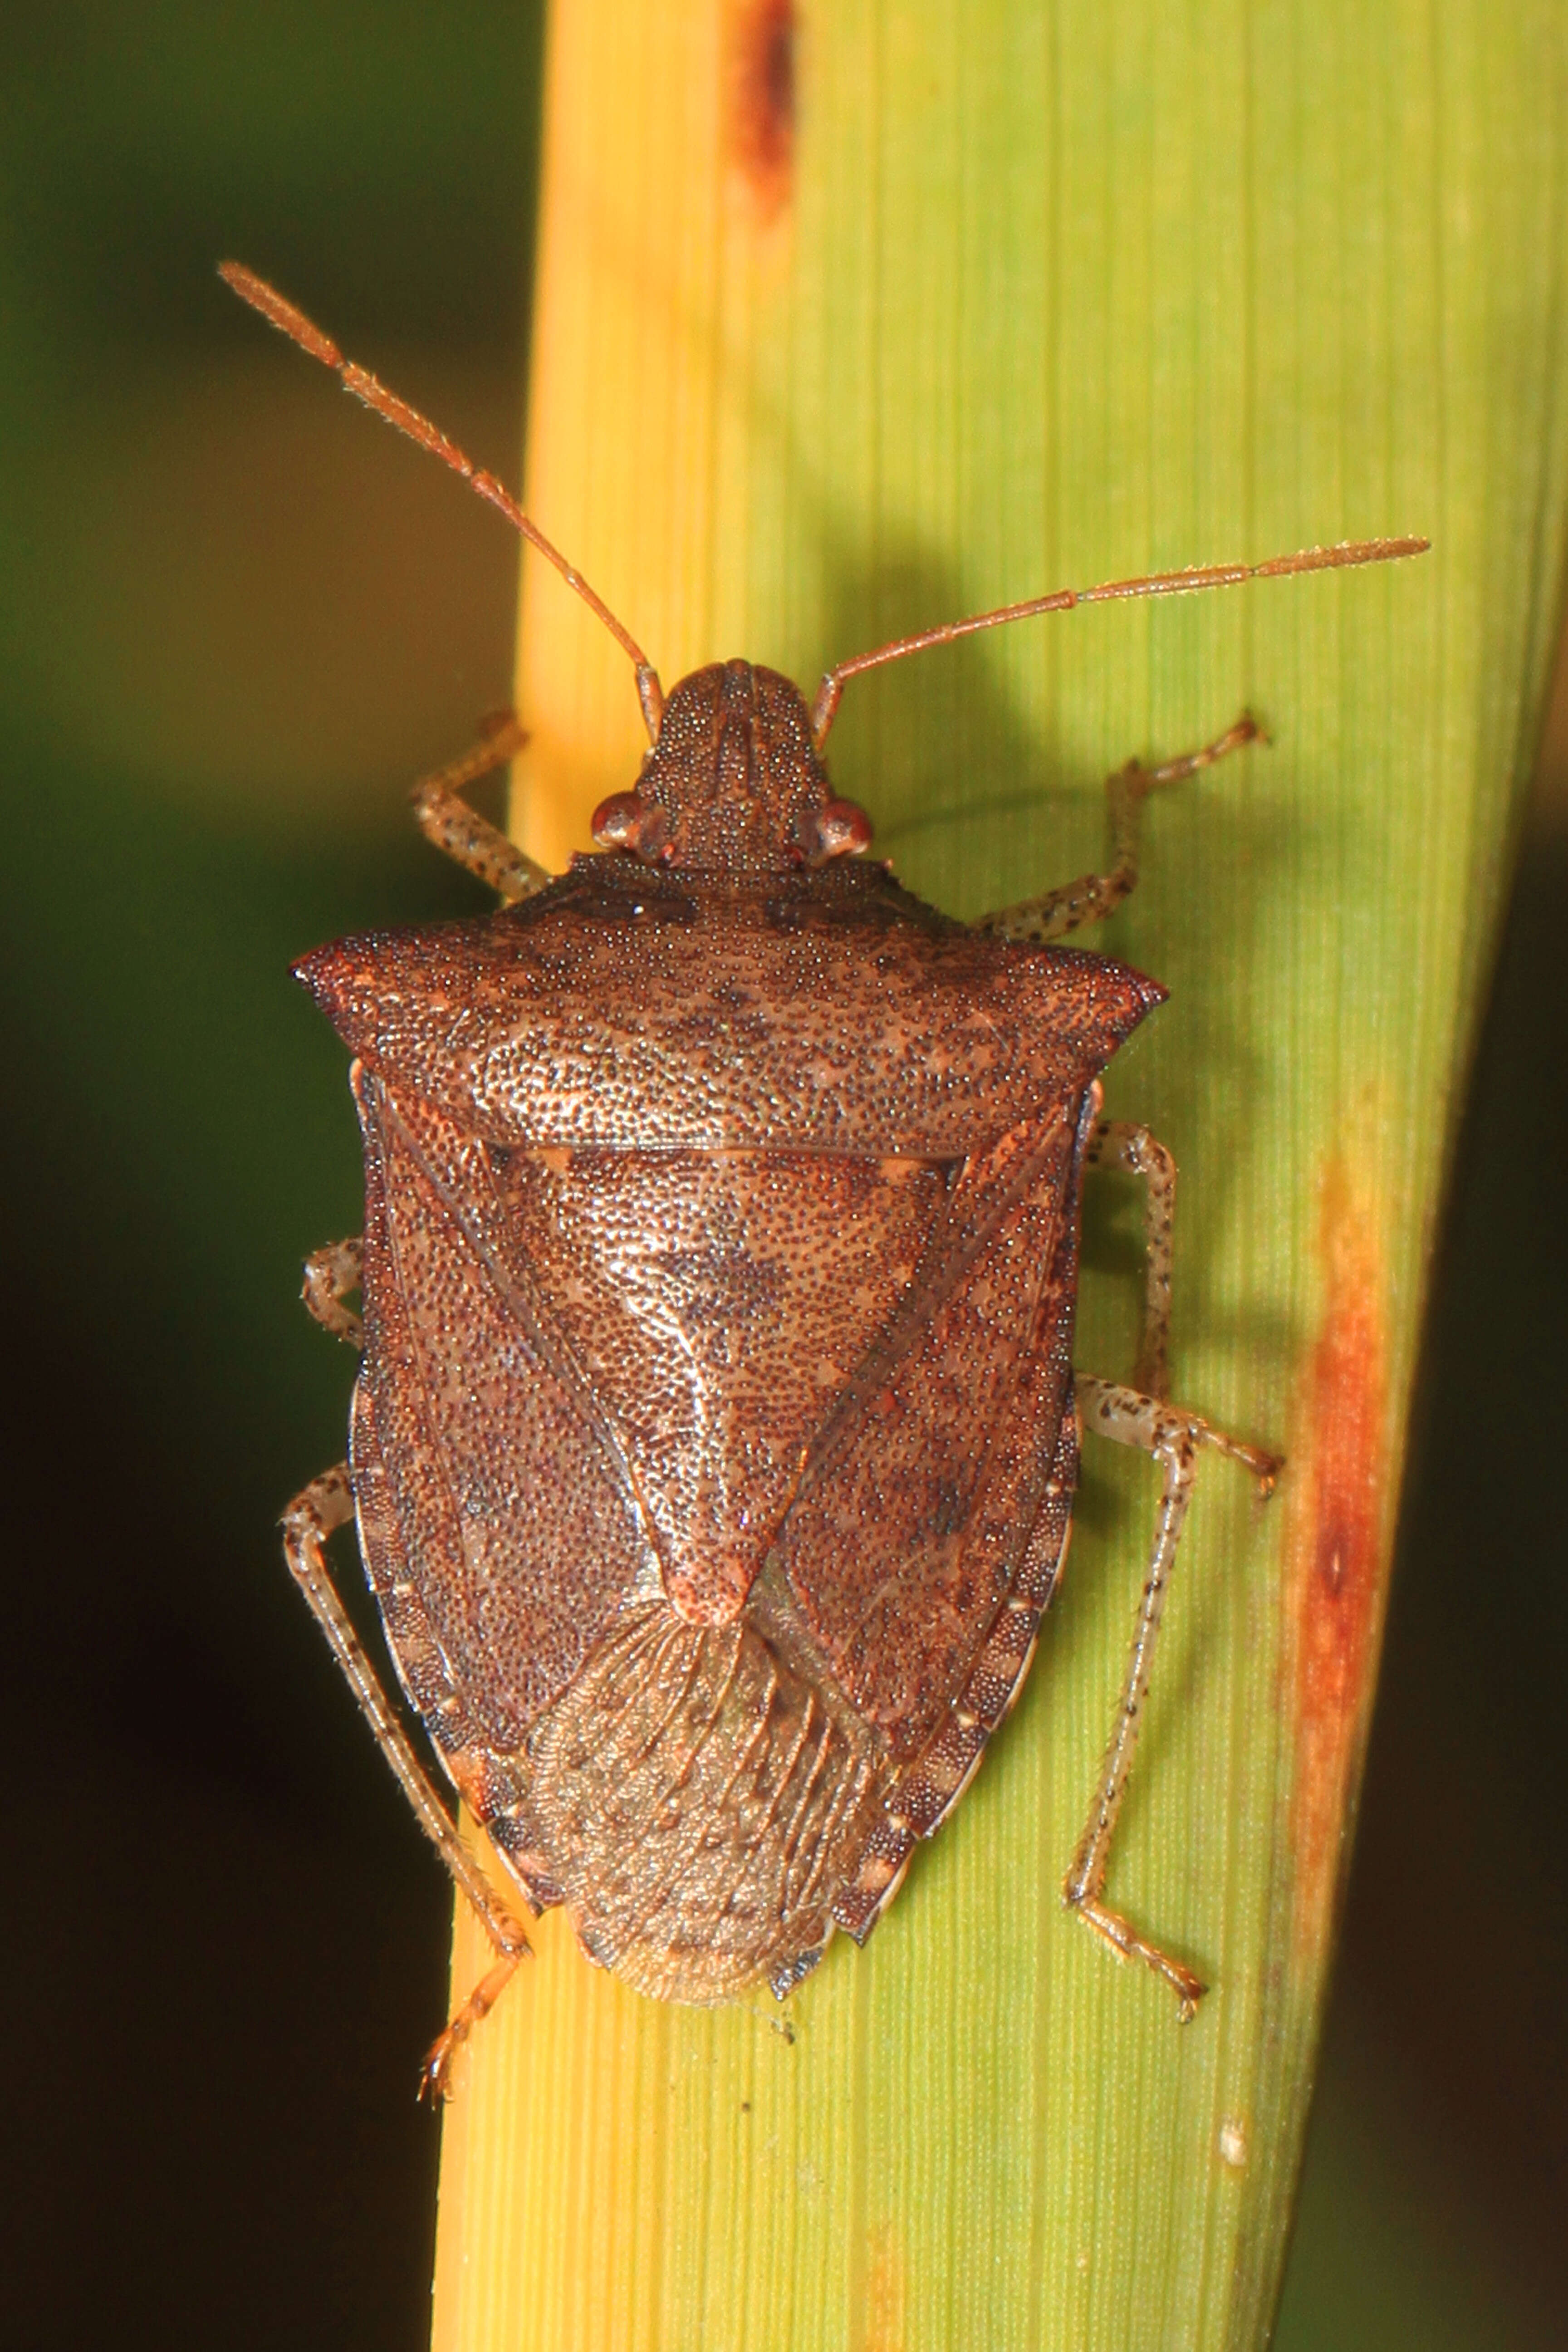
[280,1464,531,2095]
[975,714,1260,943]
[1064,1376,1279,2017]
[302,1236,364,1348]
[408,711,553,903]
[1085,1120,1175,1399]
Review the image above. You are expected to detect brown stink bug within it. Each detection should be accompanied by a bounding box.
[223,263,1427,2095]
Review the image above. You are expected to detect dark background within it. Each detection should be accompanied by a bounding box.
[1,6,1563,2346]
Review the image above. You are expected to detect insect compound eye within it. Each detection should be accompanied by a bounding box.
[591,790,642,847]
[591,790,667,861]
[802,797,874,865]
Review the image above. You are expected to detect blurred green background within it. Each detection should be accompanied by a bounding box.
[1,5,1562,2346]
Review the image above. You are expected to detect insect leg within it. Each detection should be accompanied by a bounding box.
[302,1236,364,1348]
[280,1465,531,2089]
[1086,1122,1175,1399]
[1063,1376,1279,2017]
[409,712,553,903]
[974,714,1260,942]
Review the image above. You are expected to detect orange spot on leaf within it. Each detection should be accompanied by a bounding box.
[728,0,795,222]
[860,2221,905,2352]
[1287,1155,1389,1955]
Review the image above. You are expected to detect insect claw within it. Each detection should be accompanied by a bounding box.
[417,2036,461,2105]
[416,1943,529,2102]
[476,708,528,750]
[1069,1888,1208,2019]
[1205,1431,1284,1495]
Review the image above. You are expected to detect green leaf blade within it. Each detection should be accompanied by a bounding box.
[432,5,1568,2346]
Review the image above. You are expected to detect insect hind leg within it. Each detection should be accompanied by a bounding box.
[975,713,1260,943]
[281,1464,531,2093]
[409,712,553,904]
[1064,1376,1279,2017]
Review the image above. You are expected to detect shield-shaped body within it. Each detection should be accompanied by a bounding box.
[298,773,1162,2002]
[211,237,1372,2045]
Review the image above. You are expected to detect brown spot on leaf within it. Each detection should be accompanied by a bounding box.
[1286,1154,1390,1956]
[728,0,795,221]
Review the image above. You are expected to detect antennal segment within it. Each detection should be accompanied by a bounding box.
[809,535,1430,746]
[219,262,665,742]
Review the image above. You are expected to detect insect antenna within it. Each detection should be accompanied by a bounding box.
[810,534,1430,745]
[219,262,666,742]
